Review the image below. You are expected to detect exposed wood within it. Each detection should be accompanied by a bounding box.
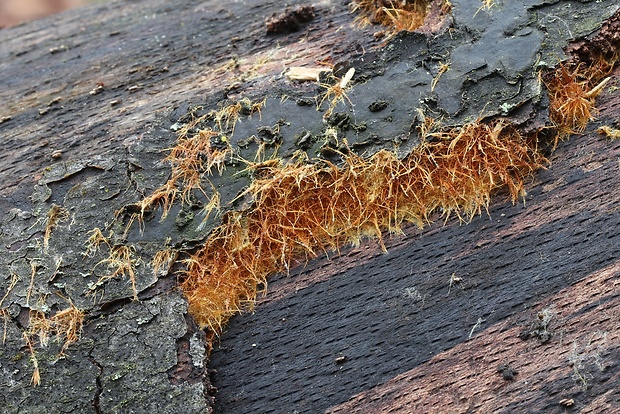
[212,99,620,411]
[0,1,619,413]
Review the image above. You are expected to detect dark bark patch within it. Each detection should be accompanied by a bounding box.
[266,6,315,35]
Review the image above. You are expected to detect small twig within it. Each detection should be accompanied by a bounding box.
[584,77,610,99]
[469,317,485,339]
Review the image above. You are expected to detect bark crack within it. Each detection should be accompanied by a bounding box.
[88,355,103,414]
[166,314,216,408]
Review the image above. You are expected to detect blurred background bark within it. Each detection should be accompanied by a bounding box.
[0,0,88,27]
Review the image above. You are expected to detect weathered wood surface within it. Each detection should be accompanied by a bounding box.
[1,0,619,413]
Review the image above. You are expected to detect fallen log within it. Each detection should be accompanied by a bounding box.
[1,1,619,413]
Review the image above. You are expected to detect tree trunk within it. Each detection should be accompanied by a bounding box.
[1,1,619,413]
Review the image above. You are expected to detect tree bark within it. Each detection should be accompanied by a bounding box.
[1,1,619,413]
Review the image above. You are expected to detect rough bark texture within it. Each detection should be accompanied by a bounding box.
[1,0,619,413]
